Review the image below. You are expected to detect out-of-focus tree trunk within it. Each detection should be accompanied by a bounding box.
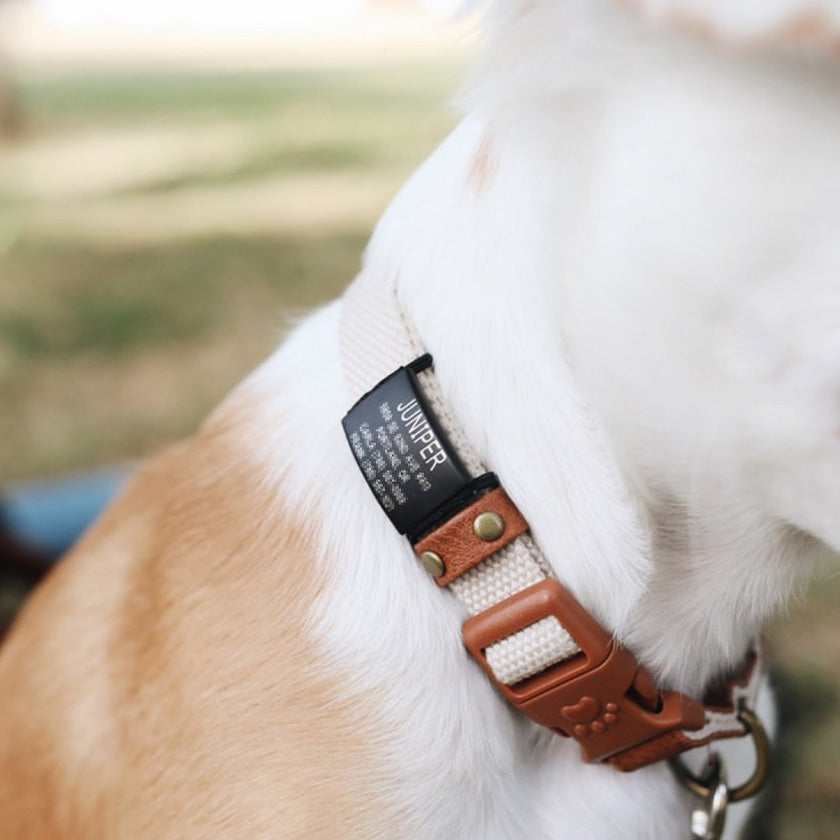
[0,0,23,141]
[0,75,23,141]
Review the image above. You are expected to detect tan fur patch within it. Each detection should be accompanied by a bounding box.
[467,134,499,196]
[618,0,840,54]
[761,8,840,49]
[0,409,402,838]
[670,6,840,51]
[515,1,538,21]
[619,0,840,54]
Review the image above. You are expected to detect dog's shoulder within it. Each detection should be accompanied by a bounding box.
[0,378,401,838]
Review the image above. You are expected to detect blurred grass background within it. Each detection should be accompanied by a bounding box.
[0,63,458,478]
[0,47,838,840]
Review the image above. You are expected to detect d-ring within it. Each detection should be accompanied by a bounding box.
[670,705,771,803]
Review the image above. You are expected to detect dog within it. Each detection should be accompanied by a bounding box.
[1,2,839,838]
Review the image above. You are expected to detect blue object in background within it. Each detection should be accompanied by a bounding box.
[1,466,132,559]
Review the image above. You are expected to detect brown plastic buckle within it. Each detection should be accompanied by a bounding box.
[462,580,706,763]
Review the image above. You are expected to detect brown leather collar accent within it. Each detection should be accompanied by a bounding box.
[609,729,709,772]
[413,487,529,586]
[463,580,708,765]
[609,653,762,770]
[703,649,760,711]
[609,656,761,771]
[417,485,759,771]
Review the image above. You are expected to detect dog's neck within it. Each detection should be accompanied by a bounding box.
[360,8,836,697]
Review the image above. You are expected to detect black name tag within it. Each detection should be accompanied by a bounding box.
[342,360,472,535]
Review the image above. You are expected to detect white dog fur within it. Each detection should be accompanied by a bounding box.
[1,1,839,838]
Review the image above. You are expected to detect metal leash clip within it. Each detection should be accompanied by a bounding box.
[685,755,729,840]
[670,705,771,840]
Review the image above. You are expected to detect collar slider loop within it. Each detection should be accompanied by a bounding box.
[463,580,706,765]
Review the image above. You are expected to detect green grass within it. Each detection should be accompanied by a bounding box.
[1,233,363,361]
[0,231,367,478]
[127,141,378,194]
[0,63,463,478]
[20,64,461,129]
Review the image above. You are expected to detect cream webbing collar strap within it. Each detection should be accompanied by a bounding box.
[339,270,769,779]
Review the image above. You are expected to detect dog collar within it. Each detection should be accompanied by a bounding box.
[339,270,767,774]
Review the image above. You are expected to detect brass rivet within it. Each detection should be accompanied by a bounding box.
[473,511,505,542]
[420,551,446,578]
